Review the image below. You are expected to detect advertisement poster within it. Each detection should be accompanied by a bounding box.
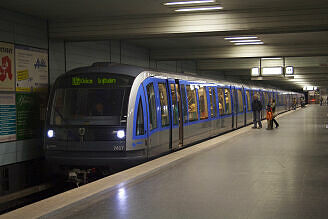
[16,93,41,140]
[0,42,15,91]
[0,94,16,142]
[15,45,48,92]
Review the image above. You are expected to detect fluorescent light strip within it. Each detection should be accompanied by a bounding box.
[164,0,215,5]
[234,42,264,45]
[261,57,282,60]
[262,67,283,75]
[230,40,261,43]
[224,36,257,40]
[175,6,223,11]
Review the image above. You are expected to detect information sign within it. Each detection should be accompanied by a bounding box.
[0,94,16,142]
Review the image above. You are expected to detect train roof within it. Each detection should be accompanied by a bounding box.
[59,62,302,94]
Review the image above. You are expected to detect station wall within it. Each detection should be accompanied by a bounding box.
[49,40,198,84]
[0,8,48,195]
[0,8,48,167]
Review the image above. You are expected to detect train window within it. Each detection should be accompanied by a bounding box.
[146,83,157,130]
[180,84,188,123]
[198,87,208,120]
[136,99,144,136]
[237,90,244,113]
[279,95,283,106]
[210,87,217,118]
[263,92,268,106]
[51,88,128,126]
[224,88,232,115]
[170,84,178,125]
[158,83,169,127]
[217,88,226,116]
[186,85,198,121]
[254,91,260,101]
[246,90,251,111]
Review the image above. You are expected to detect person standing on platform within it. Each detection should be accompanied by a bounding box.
[266,102,273,130]
[252,94,262,129]
[320,97,323,106]
[271,99,279,128]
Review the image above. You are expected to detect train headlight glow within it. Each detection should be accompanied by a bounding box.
[47,130,54,138]
[117,130,125,139]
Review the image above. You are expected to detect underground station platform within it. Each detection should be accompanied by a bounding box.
[2,105,328,219]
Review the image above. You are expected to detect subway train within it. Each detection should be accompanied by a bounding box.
[44,63,304,181]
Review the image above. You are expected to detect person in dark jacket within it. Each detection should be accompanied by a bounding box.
[252,95,262,129]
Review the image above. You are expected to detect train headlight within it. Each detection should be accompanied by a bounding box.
[47,129,55,138]
[117,130,125,139]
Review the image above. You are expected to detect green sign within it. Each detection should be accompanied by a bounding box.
[72,76,117,86]
[72,77,93,86]
[97,78,116,85]
[16,93,40,140]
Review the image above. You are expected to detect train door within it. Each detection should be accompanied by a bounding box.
[260,90,265,120]
[177,80,186,147]
[245,89,252,125]
[242,87,247,126]
[168,79,180,150]
[231,87,238,128]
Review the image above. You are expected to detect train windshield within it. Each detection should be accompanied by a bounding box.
[50,87,130,126]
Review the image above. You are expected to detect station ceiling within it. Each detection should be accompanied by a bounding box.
[3,0,328,90]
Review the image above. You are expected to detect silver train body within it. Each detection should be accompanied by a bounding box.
[44,63,304,173]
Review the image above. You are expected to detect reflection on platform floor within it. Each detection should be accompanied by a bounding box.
[57,105,328,219]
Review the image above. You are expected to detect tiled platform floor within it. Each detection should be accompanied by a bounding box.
[57,105,328,219]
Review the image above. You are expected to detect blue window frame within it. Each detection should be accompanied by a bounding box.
[198,86,209,120]
[168,82,179,127]
[133,86,147,140]
[146,82,157,131]
[180,83,188,124]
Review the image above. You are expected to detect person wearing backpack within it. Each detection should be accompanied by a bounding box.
[252,94,262,129]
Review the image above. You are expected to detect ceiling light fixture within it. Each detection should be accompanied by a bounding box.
[234,42,264,45]
[261,57,282,60]
[175,6,223,12]
[230,40,262,43]
[164,0,215,5]
[262,67,283,76]
[224,36,258,40]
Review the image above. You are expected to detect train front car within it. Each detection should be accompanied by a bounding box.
[44,66,143,182]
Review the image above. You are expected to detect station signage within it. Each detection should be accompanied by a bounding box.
[72,76,117,86]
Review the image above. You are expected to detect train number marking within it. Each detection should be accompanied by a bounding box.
[114,146,124,151]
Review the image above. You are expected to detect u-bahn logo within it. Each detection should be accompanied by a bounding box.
[34,58,47,69]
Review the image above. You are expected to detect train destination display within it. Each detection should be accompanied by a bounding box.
[72,77,117,86]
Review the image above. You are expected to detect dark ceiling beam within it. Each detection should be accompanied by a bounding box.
[49,8,328,40]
